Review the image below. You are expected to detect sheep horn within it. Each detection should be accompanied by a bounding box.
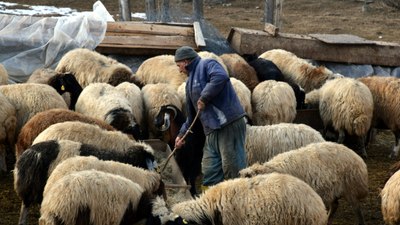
[159,113,171,132]
[165,105,178,120]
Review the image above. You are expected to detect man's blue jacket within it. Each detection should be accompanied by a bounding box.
[179,56,246,136]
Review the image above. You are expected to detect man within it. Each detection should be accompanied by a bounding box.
[174,46,247,189]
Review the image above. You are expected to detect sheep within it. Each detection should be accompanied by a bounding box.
[0,83,68,136]
[177,82,187,116]
[358,76,400,158]
[141,83,182,139]
[230,77,252,120]
[75,82,142,140]
[0,63,8,85]
[43,156,165,201]
[381,169,400,225]
[39,170,150,225]
[220,53,259,91]
[259,49,343,92]
[133,55,188,89]
[247,57,306,109]
[32,121,142,152]
[15,108,115,159]
[240,141,369,225]
[245,123,325,165]
[251,80,297,125]
[171,172,328,225]
[0,91,16,172]
[311,77,373,157]
[197,51,229,75]
[47,72,82,110]
[14,139,156,225]
[154,104,205,197]
[55,48,133,88]
[26,68,72,108]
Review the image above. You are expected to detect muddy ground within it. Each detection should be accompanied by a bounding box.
[1,0,400,225]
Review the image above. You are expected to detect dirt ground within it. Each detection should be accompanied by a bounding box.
[1,0,400,225]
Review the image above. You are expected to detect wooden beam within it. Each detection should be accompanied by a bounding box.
[193,22,206,47]
[106,22,194,36]
[227,27,400,67]
[100,35,197,47]
[95,44,198,56]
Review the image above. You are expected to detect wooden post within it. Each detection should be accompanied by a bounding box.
[193,0,204,21]
[264,0,282,27]
[161,0,171,22]
[119,0,131,21]
[146,0,157,21]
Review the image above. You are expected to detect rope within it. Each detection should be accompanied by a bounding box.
[159,109,201,173]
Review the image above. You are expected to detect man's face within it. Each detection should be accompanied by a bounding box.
[176,60,188,74]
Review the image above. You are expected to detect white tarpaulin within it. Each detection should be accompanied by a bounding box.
[0,11,107,83]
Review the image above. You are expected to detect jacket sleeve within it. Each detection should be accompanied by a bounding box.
[199,60,229,104]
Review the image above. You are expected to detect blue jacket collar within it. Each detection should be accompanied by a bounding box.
[185,56,201,73]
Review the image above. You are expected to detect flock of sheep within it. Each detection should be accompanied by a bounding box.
[1,46,400,225]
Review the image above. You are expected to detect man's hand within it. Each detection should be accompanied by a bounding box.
[197,99,205,111]
[175,136,185,149]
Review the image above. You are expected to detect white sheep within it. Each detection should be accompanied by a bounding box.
[197,51,229,75]
[75,82,142,139]
[141,83,182,138]
[39,170,147,225]
[55,48,133,88]
[230,77,252,120]
[358,76,400,158]
[43,156,164,200]
[251,80,297,125]
[245,123,325,165]
[259,49,343,92]
[15,108,115,159]
[381,169,400,225]
[115,82,145,129]
[0,63,8,85]
[171,172,328,225]
[240,141,369,225]
[0,91,16,172]
[309,77,373,157]
[133,55,187,89]
[176,81,187,116]
[14,139,156,225]
[220,53,259,91]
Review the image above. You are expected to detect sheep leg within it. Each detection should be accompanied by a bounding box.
[337,130,346,143]
[18,202,29,225]
[353,201,366,225]
[389,131,400,159]
[327,198,339,225]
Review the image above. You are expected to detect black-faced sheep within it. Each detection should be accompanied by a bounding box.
[381,169,400,225]
[245,123,325,165]
[154,104,205,197]
[259,49,343,92]
[307,77,373,157]
[251,80,297,125]
[240,141,369,225]
[0,91,16,172]
[133,55,188,89]
[0,63,8,85]
[39,170,150,225]
[247,57,306,109]
[171,172,328,225]
[15,108,115,159]
[75,82,142,140]
[141,83,182,139]
[43,156,165,201]
[55,48,133,87]
[14,139,156,225]
[220,53,259,91]
[47,72,82,110]
[358,76,400,158]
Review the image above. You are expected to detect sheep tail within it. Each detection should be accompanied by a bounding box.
[353,115,371,136]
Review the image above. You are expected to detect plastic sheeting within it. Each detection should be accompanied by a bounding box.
[0,12,107,83]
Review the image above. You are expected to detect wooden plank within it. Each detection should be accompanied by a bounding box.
[95,44,194,55]
[227,27,400,67]
[309,33,376,45]
[193,21,206,47]
[106,22,194,36]
[100,35,196,47]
